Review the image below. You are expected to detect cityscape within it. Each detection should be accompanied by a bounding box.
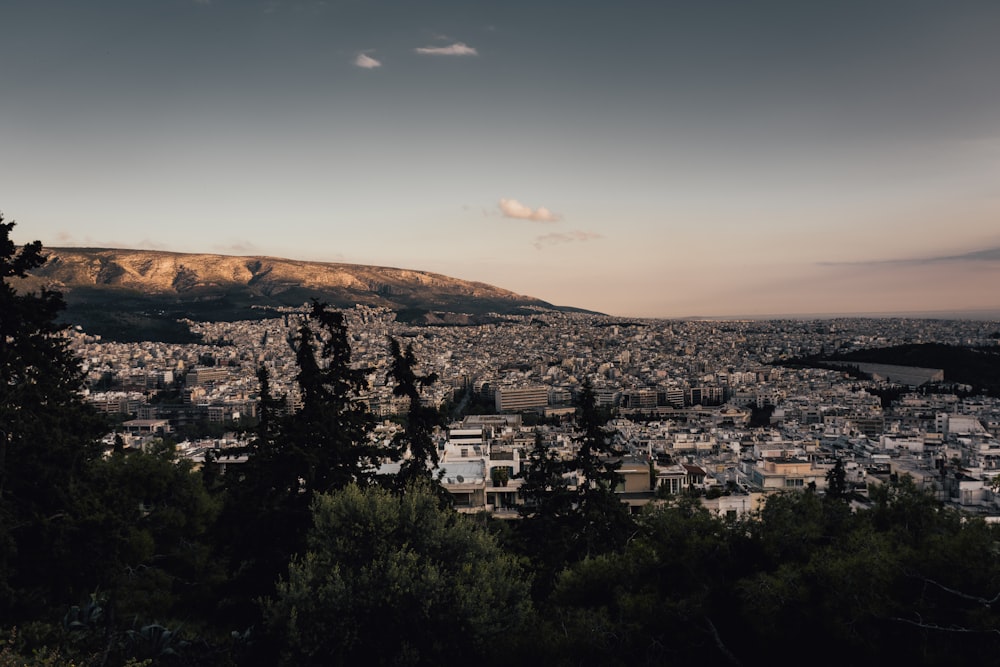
[6,222,1000,661]
[5,0,1000,662]
[77,306,1000,519]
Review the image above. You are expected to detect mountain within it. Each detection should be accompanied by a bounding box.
[20,248,581,342]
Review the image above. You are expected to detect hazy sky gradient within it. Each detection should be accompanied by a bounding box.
[3,0,999,317]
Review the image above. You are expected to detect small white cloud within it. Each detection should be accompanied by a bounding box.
[499,198,561,222]
[354,53,381,69]
[534,231,602,249]
[415,42,478,56]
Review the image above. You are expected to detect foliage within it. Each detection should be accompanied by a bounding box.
[264,482,533,666]
[543,497,753,666]
[512,382,635,599]
[440,385,496,420]
[570,379,633,558]
[0,218,108,623]
[515,430,577,590]
[787,343,1000,397]
[826,457,848,499]
[218,303,384,636]
[386,338,443,490]
[78,447,223,625]
[283,300,380,494]
[490,466,509,487]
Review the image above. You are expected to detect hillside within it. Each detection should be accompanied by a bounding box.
[19,247,580,342]
[788,343,1000,396]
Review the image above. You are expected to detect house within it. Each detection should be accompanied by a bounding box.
[749,457,827,492]
[655,464,688,495]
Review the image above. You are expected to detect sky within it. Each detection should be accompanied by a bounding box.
[2,0,999,318]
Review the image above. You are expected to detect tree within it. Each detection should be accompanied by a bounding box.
[386,338,443,489]
[74,446,222,639]
[544,497,753,667]
[515,381,633,579]
[515,430,577,590]
[0,216,107,623]
[825,457,848,500]
[264,482,533,666]
[571,379,633,558]
[283,301,380,495]
[225,300,380,509]
[218,302,384,638]
[735,478,1000,664]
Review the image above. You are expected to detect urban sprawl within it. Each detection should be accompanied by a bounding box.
[75,307,1000,519]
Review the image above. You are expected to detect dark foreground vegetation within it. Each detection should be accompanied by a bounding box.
[3,217,1000,666]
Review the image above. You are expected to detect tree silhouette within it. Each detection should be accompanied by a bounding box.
[825,457,848,499]
[386,337,443,489]
[218,301,384,639]
[0,216,107,622]
[571,379,632,558]
[515,429,577,593]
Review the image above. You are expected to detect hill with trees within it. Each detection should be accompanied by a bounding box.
[786,343,1000,396]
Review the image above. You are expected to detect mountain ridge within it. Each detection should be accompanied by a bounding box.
[19,247,588,342]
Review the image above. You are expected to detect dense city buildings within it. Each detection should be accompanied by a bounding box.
[71,308,1000,518]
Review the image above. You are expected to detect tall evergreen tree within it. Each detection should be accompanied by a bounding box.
[571,378,633,558]
[386,337,443,489]
[518,430,575,521]
[515,381,634,586]
[515,430,577,591]
[218,301,382,640]
[0,216,107,622]
[215,367,303,630]
[284,301,380,495]
[825,457,848,499]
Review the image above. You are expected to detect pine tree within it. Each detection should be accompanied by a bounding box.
[518,429,574,521]
[515,430,577,590]
[0,216,107,621]
[570,378,632,558]
[217,301,382,635]
[283,301,380,495]
[825,457,848,499]
[386,337,443,488]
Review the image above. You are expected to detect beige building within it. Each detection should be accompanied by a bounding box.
[750,458,827,492]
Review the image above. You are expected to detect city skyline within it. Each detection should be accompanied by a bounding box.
[3,0,999,318]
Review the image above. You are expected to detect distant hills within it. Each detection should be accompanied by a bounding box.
[20,248,585,342]
[787,343,1000,397]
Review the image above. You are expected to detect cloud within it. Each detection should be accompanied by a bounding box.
[213,242,260,255]
[136,238,169,251]
[820,246,1000,267]
[354,52,381,69]
[48,231,131,249]
[534,231,602,249]
[415,42,478,56]
[499,198,561,222]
